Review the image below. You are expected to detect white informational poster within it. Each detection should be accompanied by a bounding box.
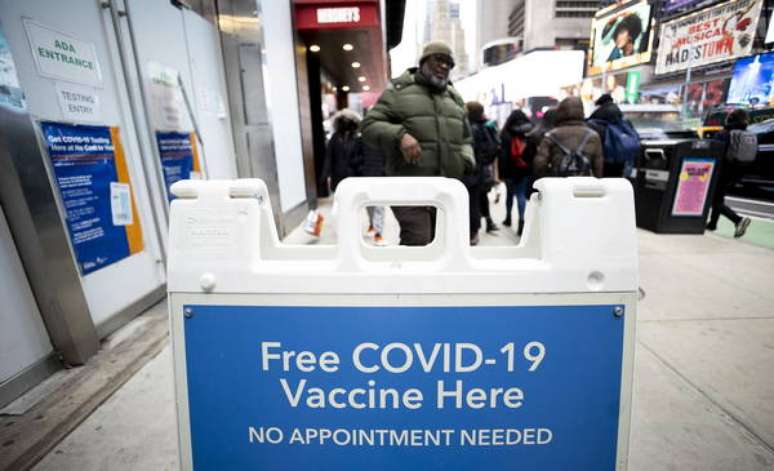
[23,19,102,86]
[655,0,763,75]
[146,61,189,131]
[55,82,101,122]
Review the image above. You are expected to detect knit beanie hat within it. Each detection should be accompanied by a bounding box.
[419,41,454,65]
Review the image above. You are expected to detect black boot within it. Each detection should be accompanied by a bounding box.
[503,216,512,227]
[486,218,499,232]
[517,220,525,236]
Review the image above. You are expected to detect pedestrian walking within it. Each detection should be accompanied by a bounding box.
[587,94,641,177]
[534,97,604,178]
[499,109,535,236]
[361,41,475,246]
[320,109,361,193]
[351,141,388,245]
[463,101,500,245]
[706,108,753,238]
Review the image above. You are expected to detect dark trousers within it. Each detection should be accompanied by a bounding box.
[479,184,492,221]
[392,206,437,246]
[465,183,482,237]
[708,175,742,228]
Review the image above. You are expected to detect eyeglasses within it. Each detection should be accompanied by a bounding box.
[429,54,455,69]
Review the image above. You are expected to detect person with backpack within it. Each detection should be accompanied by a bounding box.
[464,101,500,244]
[534,96,604,178]
[499,109,535,236]
[706,108,753,238]
[587,94,641,177]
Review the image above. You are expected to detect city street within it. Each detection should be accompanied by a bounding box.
[15,190,774,471]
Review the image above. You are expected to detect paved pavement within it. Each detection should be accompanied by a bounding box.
[32,185,774,470]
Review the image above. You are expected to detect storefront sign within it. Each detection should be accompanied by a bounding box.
[23,20,102,86]
[55,82,101,122]
[655,0,763,75]
[40,122,143,274]
[316,7,360,24]
[588,1,653,76]
[295,2,378,30]
[672,157,716,216]
[183,304,625,469]
[156,131,203,201]
[0,26,26,111]
[146,62,188,131]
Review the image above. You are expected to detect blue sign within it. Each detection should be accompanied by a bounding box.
[156,131,198,201]
[41,122,142,275]
[183,304,625,470]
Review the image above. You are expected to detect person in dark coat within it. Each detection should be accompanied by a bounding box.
[588,94,630,177]
[707,109,752,238]
[534,96,604,178]
[499,109,534,236]
[463,101,500,245]
[321,109,361,193]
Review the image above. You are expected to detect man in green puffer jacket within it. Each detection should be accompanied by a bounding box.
[361,41,475,246]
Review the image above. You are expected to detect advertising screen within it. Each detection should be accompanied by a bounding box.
[727,51,774,106]
[588,1,653,76]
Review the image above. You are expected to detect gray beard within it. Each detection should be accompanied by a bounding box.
[420,65,448,90]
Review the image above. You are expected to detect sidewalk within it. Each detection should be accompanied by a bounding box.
[20,186,774,470]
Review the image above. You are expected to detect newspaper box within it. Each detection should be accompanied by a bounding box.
[168,177,638,470]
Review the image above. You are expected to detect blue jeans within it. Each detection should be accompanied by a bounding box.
[505,176,529,223]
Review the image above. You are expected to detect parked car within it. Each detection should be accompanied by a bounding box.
[699,105,774,139]
[733,118,774,201]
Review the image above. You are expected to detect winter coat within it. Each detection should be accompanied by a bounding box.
[534,97,604,178]
[499,121,536,180]
[321,111,362,191]
[462,119,499,187]
[588,102,625,145]
[361,68,475,179]
[351,141,385,177]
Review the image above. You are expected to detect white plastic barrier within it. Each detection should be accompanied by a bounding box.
[168,177,638,470]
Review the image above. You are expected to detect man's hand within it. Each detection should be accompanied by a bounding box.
[400,133,422,164]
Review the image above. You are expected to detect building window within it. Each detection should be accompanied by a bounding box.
[555,0,600,18]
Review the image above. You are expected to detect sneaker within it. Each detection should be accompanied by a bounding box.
[366,225,376,238]
[734,217,751,238]
[373,233,387,246]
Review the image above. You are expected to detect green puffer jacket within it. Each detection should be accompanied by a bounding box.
[361,68,475,179]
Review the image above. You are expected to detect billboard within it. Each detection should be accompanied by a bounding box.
[655,0,763,75]
[727,51,774,105]
[588,1,654,76]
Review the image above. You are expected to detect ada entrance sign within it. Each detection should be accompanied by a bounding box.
[24,19,102,87]
[183,304,625,469]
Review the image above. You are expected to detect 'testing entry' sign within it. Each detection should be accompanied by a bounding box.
[183,304,625,470]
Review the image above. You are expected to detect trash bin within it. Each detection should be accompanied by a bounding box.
[167,177,638,470]
[633,139,723,234]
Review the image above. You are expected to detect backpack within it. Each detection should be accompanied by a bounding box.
[545,129,595,177]
[475,123,499,165]
[590,119,641,165]
[727,129,758,163]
